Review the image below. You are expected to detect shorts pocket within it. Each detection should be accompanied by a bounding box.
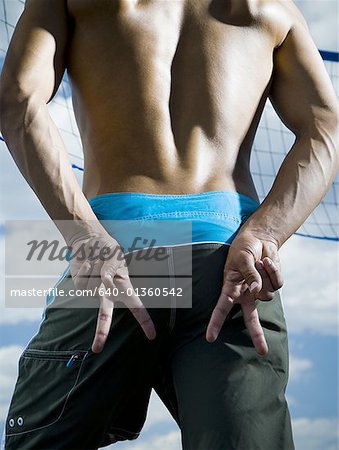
[6,348,88,436]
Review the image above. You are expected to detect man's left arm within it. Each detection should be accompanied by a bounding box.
[206,14,338,354]
[241,16,338,248]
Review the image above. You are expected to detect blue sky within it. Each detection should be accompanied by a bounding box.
[0,1,338,449]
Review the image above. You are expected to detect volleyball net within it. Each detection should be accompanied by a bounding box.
[0,0,338,240]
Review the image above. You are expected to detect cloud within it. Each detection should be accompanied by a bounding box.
[295,0,338,51]
[0,307,42,325]
[143,391,176,431]
[292,417,339,450]
[279,235,338,336]
[2,1,24,30]
[285,394,297,407]
[289,354,313,381]
[0,345,23,423]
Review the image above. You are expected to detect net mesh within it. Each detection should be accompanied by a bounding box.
[1,0,338,240]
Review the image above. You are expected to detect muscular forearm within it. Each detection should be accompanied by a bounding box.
[1,90,104,244]
[241,122,338,247]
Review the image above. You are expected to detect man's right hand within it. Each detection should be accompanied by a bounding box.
[68,231,156,353]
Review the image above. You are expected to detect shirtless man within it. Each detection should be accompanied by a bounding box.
[0,0,337,449]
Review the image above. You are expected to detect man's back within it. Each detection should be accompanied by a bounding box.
[67,0,291,198]
[1,2,337,448]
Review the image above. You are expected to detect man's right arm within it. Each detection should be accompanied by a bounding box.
[0,0,101,243]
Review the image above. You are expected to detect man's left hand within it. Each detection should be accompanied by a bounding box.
[206,231,283,355]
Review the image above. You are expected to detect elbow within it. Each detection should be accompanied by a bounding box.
[332,122,339,172]
[317,110,338,151]
[297,113,339,174]
[299,106,338,137]
[322,107,339,141]
[316,113,339,171]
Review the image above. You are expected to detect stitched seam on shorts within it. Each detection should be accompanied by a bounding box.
[133,211,245,222]
[22,348,89,354]
[91,191,247,198]
[6,351,89,437]
[22,357,79,362]
[45,265,71,308]
[123,241,230,255]
[168,248,176,331]
[190,242,230,247]
[89,191,260,204]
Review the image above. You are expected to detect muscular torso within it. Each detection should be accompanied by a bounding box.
[66,0,291,200]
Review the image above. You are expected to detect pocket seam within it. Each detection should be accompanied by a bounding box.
[22,348,88,360]
[22,349,88,362]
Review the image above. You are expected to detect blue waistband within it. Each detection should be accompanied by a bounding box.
[88,190,259,250]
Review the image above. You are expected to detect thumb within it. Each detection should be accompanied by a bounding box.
[241,254,262,295]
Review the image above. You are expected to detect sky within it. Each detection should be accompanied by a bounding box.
[0,1,338,449]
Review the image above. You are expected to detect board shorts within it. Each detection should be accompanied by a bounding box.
[2,191,294,450]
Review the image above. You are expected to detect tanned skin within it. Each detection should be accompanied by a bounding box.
[0,0,338,354]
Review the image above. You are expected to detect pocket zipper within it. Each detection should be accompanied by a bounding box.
[66,353,84,368]
[23,349,86,367]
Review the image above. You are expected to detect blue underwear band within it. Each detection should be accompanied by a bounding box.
[88,191,260,251]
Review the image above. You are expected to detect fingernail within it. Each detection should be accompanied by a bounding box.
[256,261,264,270]
[249,281,259,293]
[259,344,269,356]
[265,258,272,265]
[104,274,113,283]
[149,330,156,340]
[207,332,216,343]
